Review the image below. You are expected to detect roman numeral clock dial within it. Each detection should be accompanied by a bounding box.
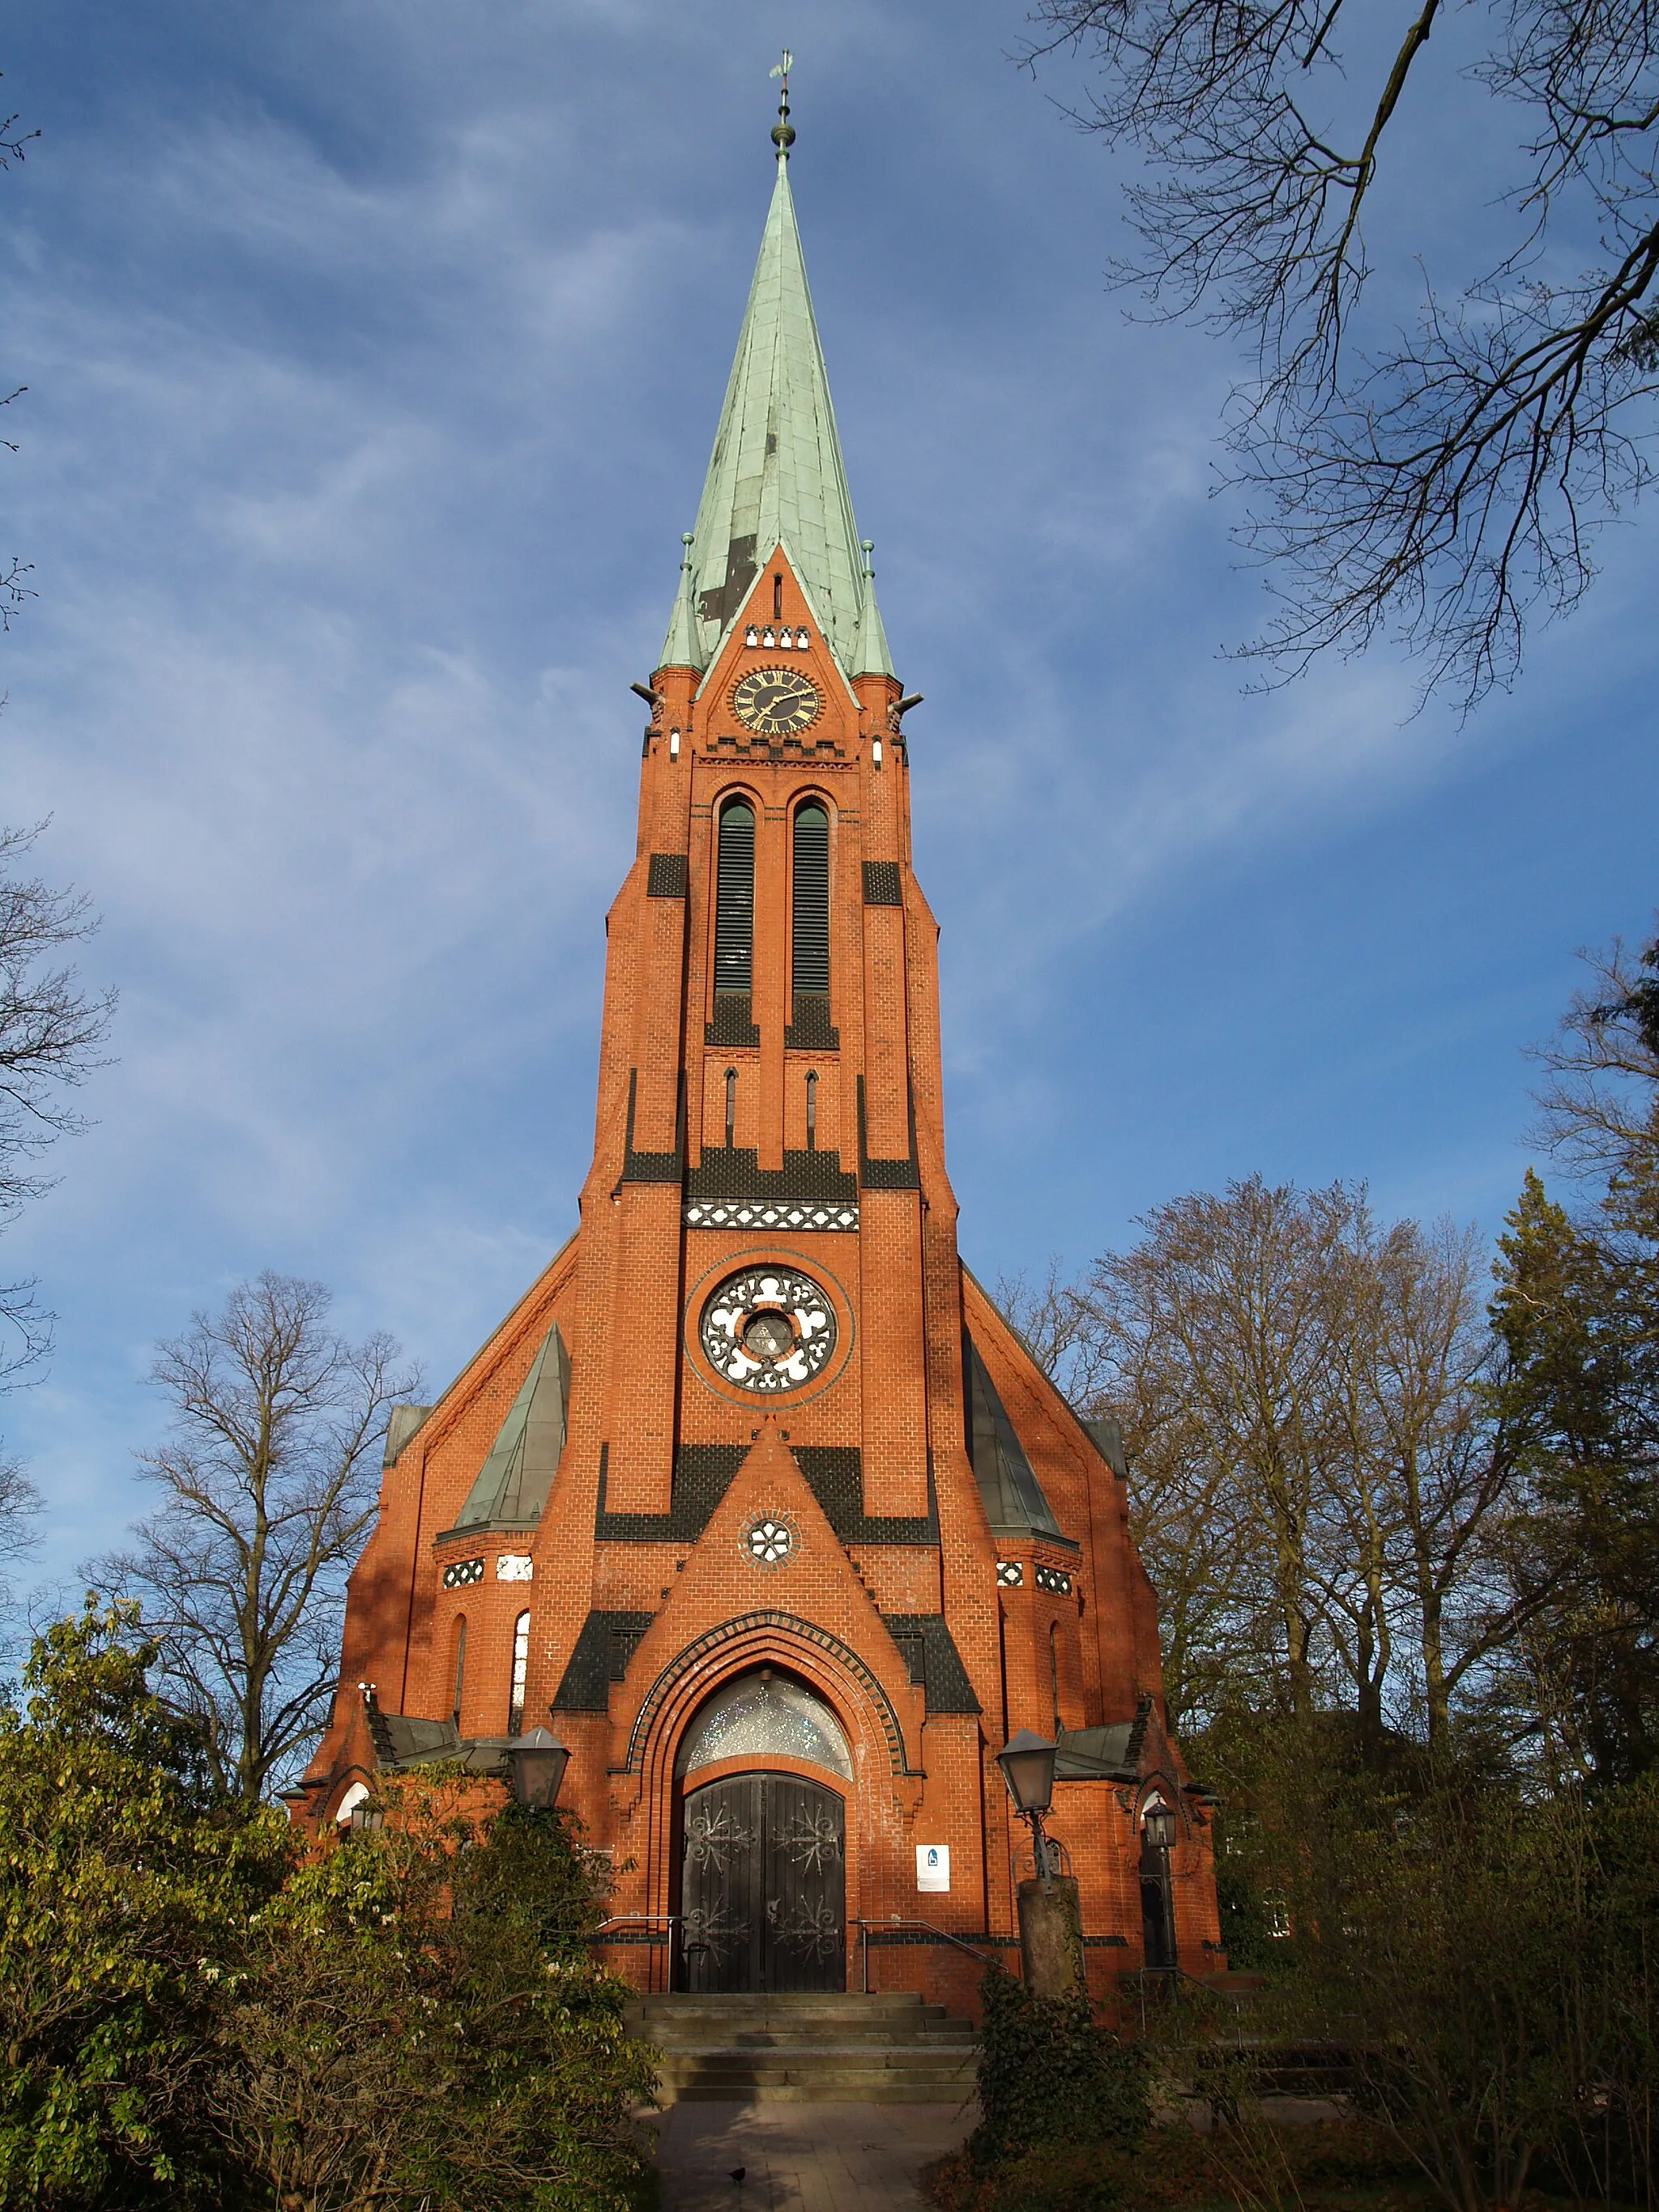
[731,666,821,736]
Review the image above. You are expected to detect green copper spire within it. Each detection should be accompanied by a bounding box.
[663,87,890,679]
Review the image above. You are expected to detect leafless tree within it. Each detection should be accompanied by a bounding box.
[992,1256,1112,1402]
[0,820,115,1388]
[0,88,38,631]
[91,1273,420,1801]
[1327,1212,1525,1748]
[1026,1,1659,709]
[1086,1178,1363,1724]
[1529,917,1659,1191]
[1001,1181,1524,1744]
[0,820,114,1609]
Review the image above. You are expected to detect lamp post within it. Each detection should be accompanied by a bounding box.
[504,1724,570,1812]
[996,1728,1059,1894]
[1138,1794,1178,1972]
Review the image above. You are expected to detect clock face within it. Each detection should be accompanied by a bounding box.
[700,1268,838,1392]
[731,665,821,737]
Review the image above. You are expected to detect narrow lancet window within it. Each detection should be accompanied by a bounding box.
[451,1615,467,1729]
[725,1067,738,1150]
[805,1068,818,1150]
[714,798,756,995]
[507,1609,530,1736]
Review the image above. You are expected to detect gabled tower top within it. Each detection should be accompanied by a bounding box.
[659,61,893,681]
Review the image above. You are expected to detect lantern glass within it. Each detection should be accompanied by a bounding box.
[996,1728,1058,1816]
[505,1724,570,1812]
[1142,1801,1175,1850]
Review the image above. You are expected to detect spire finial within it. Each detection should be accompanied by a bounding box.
[770,49,795,160]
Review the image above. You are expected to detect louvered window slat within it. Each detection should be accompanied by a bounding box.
[714,799,756,991]
[791,803,830,998]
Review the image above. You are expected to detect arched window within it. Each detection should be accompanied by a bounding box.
[674,1669,852,1781]
[714,798,756,995]
[725,1067,738,1149]
[507,1609,530,1737]
[335,1779,372,1826]
[450,1615,467,1730]
[791,803,830,1001]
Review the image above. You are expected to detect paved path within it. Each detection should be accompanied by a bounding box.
[650,2100,974,2211]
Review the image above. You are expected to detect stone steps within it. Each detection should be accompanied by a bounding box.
[627,1990,981,2104]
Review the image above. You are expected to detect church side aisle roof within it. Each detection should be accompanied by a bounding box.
[663,154,889,677]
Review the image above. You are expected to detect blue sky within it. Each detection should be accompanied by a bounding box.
[2,0,1655,1601]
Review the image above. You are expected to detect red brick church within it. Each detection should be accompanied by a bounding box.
[293,105,1222,2010]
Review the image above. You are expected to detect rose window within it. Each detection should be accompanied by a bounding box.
[699,1268,837,1392]
[745,1516,794,1566]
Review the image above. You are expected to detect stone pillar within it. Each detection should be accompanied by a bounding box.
[1017,1874,1085,1998]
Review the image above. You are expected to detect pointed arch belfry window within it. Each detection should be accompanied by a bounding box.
[707,796,761,1049]
[792,803,830,995]
[786,801,837,1051]
[714,798,756,992]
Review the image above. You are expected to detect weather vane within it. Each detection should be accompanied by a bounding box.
[770,49,795,159]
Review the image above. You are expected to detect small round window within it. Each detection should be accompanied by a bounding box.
[746,1516,793,1565]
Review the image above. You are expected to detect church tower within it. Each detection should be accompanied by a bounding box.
[296,97,1222,2010]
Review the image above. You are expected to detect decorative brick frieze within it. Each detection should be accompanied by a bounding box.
[705,992,761,1047]
[684,1196,858,1232]
[684,1145,857,1204]
[783,991,838,1051]
[552,1610,656,1711]
[646,852,689,897]
[880,1614,980,1713]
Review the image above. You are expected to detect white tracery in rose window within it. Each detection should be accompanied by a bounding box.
[699,1268,837,1393]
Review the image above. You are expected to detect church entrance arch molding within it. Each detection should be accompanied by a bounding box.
[623,1609,915,1791]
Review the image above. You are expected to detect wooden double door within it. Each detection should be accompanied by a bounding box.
[678,1772,847,1993]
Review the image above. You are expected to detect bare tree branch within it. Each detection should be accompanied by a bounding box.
[88,1273,421,1801]
[1026,0,1659,707]
[0,820,114,1413]
[1529,918,1659,1184]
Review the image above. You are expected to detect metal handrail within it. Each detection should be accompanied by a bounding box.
[853,1916,1009,1995]
[1119,1959,1247,2037]
[592,1912,682,1995]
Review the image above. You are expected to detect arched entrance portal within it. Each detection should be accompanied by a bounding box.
[675,1670,851,1993]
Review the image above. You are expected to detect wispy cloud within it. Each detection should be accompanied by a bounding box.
[0,0,1653,1595]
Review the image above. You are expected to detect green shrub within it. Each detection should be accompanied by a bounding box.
[0,1608,659,2212]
